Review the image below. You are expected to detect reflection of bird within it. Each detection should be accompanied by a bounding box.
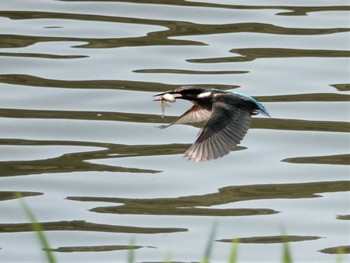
[154,86,270,162]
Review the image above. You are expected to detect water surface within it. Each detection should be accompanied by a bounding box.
[0,0,349,262]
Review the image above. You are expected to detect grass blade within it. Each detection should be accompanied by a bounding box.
[336,246,344,263]
[282,241,293,263]
[164,251,172,263]
[228,238,239,263]
[127,237,135,263]
[281,236,293,263]
[201,222,217,263]
[16,192,56,263]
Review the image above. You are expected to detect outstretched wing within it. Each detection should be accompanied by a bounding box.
[157,105,212,129]
[185,95,252,162]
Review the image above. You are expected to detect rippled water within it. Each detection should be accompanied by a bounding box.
[0,0,349,262]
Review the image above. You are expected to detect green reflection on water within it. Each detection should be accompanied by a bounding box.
[0,74,236,92]
[0,7,349,49]
[67,180,350,217]
[0,191,42,201]
[188,48,350,63]
[0,139,167,177]
[0,220,187,234]
[283,154,350,165]
[319,245,350,254]
[47,245,143,253]
[217,235,321,244]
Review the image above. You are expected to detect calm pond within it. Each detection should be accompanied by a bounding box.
[0,0,349,262]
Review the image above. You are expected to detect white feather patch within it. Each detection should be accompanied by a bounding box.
[197,91,212,98]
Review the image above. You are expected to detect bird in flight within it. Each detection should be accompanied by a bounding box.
[154,86,270,162]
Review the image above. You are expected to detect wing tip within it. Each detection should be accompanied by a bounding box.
[184,141,232,162]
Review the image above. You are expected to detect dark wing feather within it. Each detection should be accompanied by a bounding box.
[157,105,211,129]
[185,94,252,162]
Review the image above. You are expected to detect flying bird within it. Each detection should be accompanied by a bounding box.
[153,86,270,162]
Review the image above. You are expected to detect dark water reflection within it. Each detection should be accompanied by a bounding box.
[188,48,350,63]
[0,0,349,262]
[2,6,349,49]
[68,180,349,216]
[0,191,42,201]
[283,153,350,165]
[217,235,321,244]
[0,220,186,234]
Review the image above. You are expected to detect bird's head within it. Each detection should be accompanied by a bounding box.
[153,86,209,102]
